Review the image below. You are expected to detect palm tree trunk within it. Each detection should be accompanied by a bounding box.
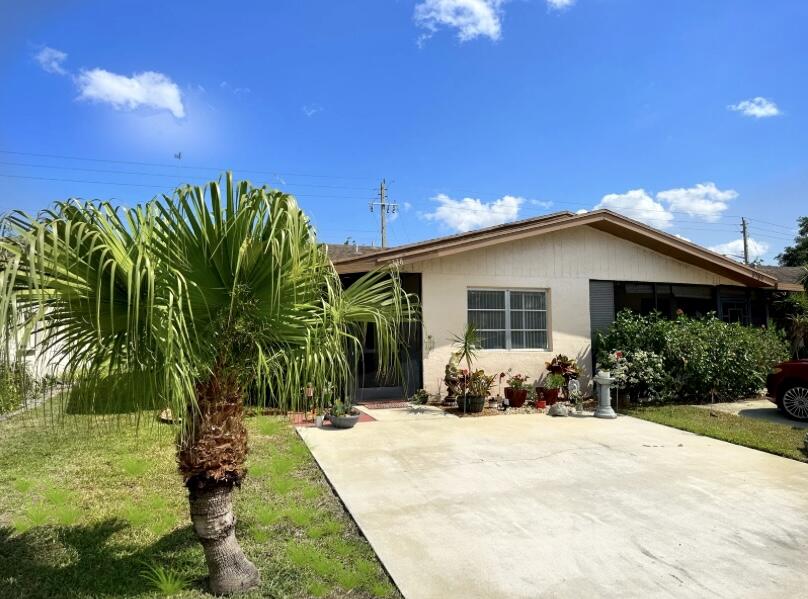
[178,368,259,594]
[188,483,259,595]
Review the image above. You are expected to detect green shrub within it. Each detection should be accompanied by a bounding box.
[0,361,35,414]
[597,310,789,403]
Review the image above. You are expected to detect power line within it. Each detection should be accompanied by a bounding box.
[0,173,376,200]
[0,160,378,192]
[0,149,377,182]
[744,216,800,232]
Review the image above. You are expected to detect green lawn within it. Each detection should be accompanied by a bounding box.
[0,405,399,599]
[624,405,808,463]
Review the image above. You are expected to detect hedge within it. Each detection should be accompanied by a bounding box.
[596,310,790,403]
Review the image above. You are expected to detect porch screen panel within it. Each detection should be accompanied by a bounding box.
[468,289,548,350]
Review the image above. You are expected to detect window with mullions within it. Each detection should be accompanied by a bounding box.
[467,289,548,350]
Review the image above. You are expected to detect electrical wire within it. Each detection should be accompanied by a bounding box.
[0,149,377,182]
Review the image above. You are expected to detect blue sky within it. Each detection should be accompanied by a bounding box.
[1,0,806,262]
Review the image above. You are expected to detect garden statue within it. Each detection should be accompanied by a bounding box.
[444,350,463,399]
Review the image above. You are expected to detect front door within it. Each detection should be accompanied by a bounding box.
[340,272,422,402]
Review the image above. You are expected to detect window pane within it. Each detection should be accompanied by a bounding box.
[523,292,545,310]
[511,331,524,349]
[523,330,547,349]
[511,311,523,329]
[469,310,505,330]
[478,330,506,349]
[469,290,505,309]
[523,311,546,330]
[510,292,523,309]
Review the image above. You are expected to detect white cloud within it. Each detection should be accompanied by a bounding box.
[76,69,185,118]
[575,208,588,214]
[655,182,737,222]
[34,46,68,75]
[728,97,780,118]
[709,238,769,262]
[675,234,692,242]
[530,199,554,209]
[414,0,505,42]
[547,0,575,9]
[219,81,250,95]
[302,104,323,117]
[594,188,674,230]
[423,193,523,232]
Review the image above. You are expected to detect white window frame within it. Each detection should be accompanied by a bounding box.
[467,287,551,351]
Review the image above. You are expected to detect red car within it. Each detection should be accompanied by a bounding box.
[766,360,808,421]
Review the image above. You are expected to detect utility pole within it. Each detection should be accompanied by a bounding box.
[369,179,397,248]
[741,217,749,264]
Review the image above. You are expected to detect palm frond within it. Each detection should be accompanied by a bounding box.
[0,172,418,432]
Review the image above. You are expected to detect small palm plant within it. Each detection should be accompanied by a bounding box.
[451,323,480,373]
[0,173,415,594]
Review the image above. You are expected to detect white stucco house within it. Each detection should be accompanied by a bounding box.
[329,209,801,400]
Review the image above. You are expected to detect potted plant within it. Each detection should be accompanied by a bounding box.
[456,369,495,413]
[543,373,565,405]
[444,323,481,404]
[505,372,530,407]
[534,388,547,410]
[410,388,430,405]
[546,354,580,380]
[326,399,361,429]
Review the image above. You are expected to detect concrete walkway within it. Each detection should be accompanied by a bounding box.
[693,398,808,429]
[298,411,808,599]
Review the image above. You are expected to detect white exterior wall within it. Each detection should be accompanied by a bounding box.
[407,226,743,396]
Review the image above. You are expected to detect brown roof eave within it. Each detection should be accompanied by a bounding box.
[335,209,780,288]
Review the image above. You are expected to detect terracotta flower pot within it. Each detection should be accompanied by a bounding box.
[535,399,547,409]
[504,387,514,400]
[509,388,528,408]
[544,388,560,405]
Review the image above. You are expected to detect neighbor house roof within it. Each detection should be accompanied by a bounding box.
[753,266,806,291]
[329,209,789,289]
[324,243,378,263]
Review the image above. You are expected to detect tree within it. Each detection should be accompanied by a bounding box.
[777,216,808,266]
[0,174,415,594]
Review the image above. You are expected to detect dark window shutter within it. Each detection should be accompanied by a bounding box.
[589,280,615,335]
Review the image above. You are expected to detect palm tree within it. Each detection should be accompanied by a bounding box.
[0,173,415,594]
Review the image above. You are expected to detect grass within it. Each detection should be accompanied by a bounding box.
[0,406,399,598]
[140,563,189,596]
[624,404,808,463]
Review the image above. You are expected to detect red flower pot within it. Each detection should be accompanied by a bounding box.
[504,387,514,400]
[544,388,560,405]
[535,399,547,409]
[509,388,528,407]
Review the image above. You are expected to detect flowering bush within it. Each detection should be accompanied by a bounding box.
[602,349,669,401]
[596,310,789,402]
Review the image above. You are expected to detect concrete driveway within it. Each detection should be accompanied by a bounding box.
[298,409,808,599]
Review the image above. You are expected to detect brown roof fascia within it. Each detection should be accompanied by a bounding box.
[334,209,779,288]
